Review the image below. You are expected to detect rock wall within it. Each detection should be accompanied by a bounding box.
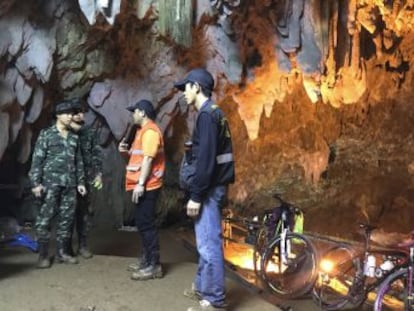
[1,0,414,237]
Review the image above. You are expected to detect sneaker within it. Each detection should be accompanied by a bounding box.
[56,253,79,264]
[183,283,202,301]
[78,247,93,259]
[130,264,163,281]
[187,300,227,311]
[37,257,51,269]
[127,257,147,272]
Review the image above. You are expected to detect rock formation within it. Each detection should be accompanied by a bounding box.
[1,0,414,238]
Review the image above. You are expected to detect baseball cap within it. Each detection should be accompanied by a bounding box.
[70,97,88,113]
[174,68,214,91]
[126,99,156,120]
[54,100,76,115]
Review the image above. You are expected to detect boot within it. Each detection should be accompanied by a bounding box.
[130,264,163,281]
[78,237,93,259]
[67,237,75,256]
[56,241,79,264]
[37,241,51,269]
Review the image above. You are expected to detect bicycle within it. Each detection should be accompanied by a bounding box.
[256,194,318,299]
[312,223,409,310]
[252,194,304,275]
[374,232,414,311]
[223,194,317,299]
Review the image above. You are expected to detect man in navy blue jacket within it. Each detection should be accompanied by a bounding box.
[175,68,235,311]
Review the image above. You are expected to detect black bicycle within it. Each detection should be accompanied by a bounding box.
[255,194,318,298]
[312,223,409,310]
[224,194,317,299]
[252,194,304,274]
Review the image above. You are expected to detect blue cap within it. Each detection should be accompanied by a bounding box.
[174,68,214,91]
[126,99,156,120]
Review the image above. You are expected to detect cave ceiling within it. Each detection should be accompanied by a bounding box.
[1,0,414,236]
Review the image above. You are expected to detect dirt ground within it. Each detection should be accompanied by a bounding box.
[0,225,287,311]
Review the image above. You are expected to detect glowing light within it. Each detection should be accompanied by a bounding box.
[320,259,334,273]
[224,243,256,271]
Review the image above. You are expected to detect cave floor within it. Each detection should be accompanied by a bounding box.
[0,225,285,311]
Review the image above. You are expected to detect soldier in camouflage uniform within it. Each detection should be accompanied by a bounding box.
[29,100,87,268]
[69,98,103,259]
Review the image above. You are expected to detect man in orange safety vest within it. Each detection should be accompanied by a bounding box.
[118,99,165,281]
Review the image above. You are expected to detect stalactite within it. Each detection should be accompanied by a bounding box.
[320,2,337,105]
[393,0,402,17]
[350,23,361,75]
[158,0,193,47]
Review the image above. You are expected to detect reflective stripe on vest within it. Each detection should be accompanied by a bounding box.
[216,153,233,164]
[126,164,141,171]
[130,149,143,155]
[130,148,164,156]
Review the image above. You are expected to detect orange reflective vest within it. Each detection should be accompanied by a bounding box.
[125,121,165,191]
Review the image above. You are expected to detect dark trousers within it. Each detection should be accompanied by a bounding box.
[134,188,161,266]
[75,193,92,246]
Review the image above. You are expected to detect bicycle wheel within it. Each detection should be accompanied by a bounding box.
[374,268,413,311]
[253,227,267,277]
[312,244,359,310]
[261,232,318,298]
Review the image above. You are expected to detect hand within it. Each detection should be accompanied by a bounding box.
[93,175,103,190]
[77,185,87,196]
[132,184,145,204]
[32,185,45,198]
[186,200,201,218]
[118,141,129,153]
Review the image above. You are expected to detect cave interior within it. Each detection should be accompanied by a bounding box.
[1,0,414,240]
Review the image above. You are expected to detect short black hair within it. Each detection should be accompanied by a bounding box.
[189,81,212,98]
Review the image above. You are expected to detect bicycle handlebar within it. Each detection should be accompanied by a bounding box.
[223,216,262,229]
[272,193,303,214]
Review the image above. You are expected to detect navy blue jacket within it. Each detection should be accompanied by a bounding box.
[189,100,235,202]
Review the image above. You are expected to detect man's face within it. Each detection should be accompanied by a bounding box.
[132,109,145,125]
[56,112,73,128]
[183,82,198,105]
[72,111,85,124]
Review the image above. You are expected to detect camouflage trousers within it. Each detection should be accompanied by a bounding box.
[35,185,76,244]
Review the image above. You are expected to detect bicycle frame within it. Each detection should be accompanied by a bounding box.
[353,226,408,304]
[351,249,408,305]
[374,237,414,311]
[314,224,409,310]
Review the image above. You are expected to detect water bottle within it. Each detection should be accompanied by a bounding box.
[364,254,376,277]
[375,258,394,278]
[380,259,394,271]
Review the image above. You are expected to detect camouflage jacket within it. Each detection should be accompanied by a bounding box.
[29,125,85,188]
[78,125,102,184]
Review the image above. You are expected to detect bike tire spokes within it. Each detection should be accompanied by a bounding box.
[374,269,413,311]
[261,233,318,299]
[313,245,358,310]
